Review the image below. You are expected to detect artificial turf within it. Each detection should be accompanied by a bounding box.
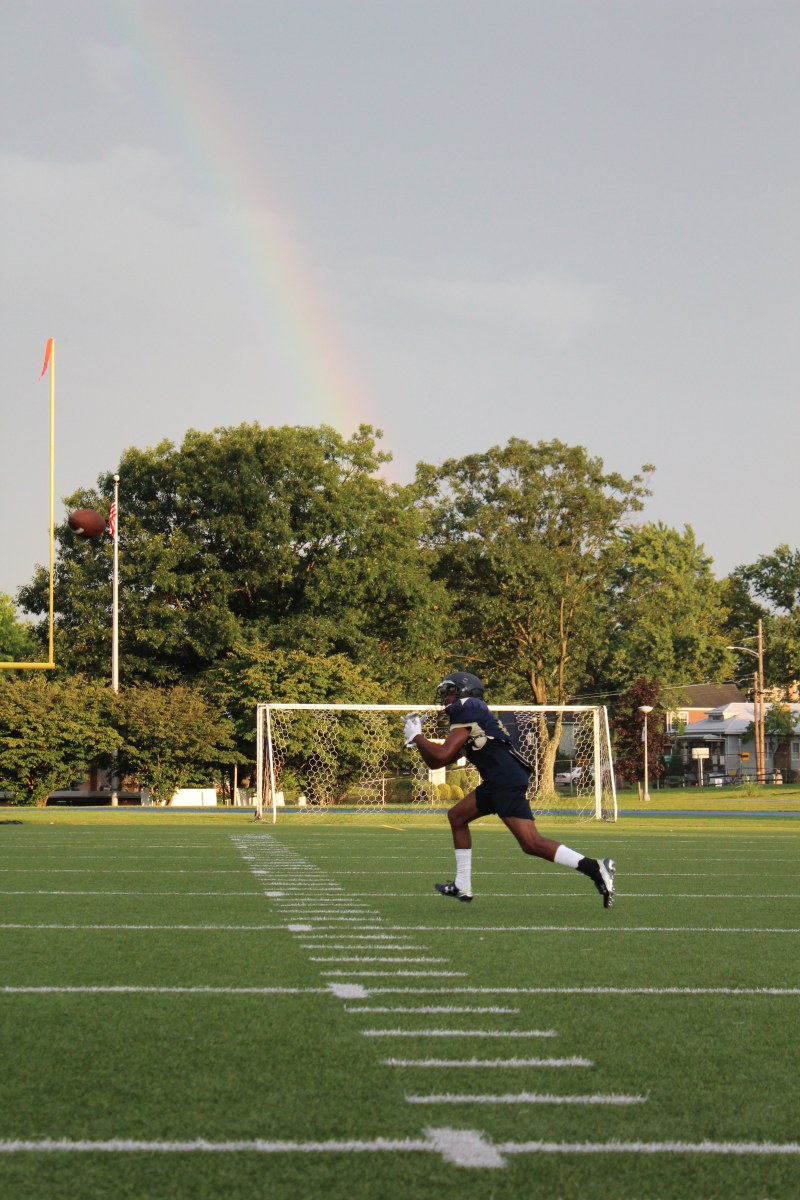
[0,807,798,1199]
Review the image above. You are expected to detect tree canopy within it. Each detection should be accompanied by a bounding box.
[724,544,800,693]
[113,683,240,804]
[599,522,732,696]
[19,423,448,696]
[417,438,652,705]
[0,593,37,663]
[10,418,800,802]
[0,675,120,806]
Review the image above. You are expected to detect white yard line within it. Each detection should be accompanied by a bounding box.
[361,1028,557,1038]
[407,1091,645,1106]
[369,925,800,935]
[362,985,800,996]
[385,1056,592,1067]
[0,1131,797,1167]
[3,922,798,934]
[0,985,327,995]
[0,890,262,897]
[347,1005,520,1014]
[310,957,448,963]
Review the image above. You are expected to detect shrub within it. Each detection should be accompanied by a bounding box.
[448,767,469,793]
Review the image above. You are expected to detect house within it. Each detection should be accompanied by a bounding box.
[671,701,800,783]
[664,683,745,731]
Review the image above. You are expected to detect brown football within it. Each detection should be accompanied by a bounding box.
[67,508,107,539]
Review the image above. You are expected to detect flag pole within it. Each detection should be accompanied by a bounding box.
[112,474,119,694]
[47,339,55,667]
[111,474,120,806]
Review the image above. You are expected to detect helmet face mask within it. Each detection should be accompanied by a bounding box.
[437,672,485,704]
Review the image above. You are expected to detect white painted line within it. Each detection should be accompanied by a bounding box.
[290,892,800,900]
[8,1129,670,1170]
[278,916,375,923]
[407,1091,646,1106]
[322,971,466,978]
[385,1057,592,1068]
[310,957,448,964]
[425,1128,504,1168]
[499,1139,800,1157]
[0,891,261,896]
[0,986,325,995]
[0,924,294,931]
[346,1006,520,1015]
[0,869,247,875]
[353,925,800,935]
[361,986,800,997]
[328,983,368,999]
[298,933,415,940]
[0,1136,432,1155]
[271,902,374,908]
[361,1029,557,1038]
[302,944,426,951]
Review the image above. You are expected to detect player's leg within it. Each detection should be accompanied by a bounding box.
[435,790,482,902]
[503,815,616,908]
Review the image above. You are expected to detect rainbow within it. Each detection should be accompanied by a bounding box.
[115,1,371,434]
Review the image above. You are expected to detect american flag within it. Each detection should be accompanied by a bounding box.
[108,501,117,539]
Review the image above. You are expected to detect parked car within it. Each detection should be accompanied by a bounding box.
[555,765,584,785]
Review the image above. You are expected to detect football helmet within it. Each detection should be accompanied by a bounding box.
[436,671,485,703]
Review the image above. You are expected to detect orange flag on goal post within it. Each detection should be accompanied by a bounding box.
[39,338,54,380]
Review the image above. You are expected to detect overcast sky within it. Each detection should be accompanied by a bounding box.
[2,0,798,600]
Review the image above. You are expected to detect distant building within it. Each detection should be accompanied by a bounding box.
[671,700,800,783]
[664,683,745,731]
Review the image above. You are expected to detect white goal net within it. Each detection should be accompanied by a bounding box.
[255,703,617,824]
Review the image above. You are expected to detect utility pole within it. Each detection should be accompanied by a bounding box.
[727,626,767,784]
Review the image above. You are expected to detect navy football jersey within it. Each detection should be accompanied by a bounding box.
[446,697,530,788]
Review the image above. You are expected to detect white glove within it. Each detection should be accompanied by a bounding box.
[403,713,423,747]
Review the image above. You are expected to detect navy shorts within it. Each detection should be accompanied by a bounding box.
[474,782,534,821]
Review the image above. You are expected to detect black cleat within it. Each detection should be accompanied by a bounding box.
[435,881,473,903]
[595,858,616,908]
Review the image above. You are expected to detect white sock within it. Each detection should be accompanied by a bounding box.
[454,848,472,894]
[554,844,584,870]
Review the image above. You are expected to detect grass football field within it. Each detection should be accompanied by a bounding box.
[0,806,798,1199]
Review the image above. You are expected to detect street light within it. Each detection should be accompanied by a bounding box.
[726,619,765,783]
[639,705,653,802]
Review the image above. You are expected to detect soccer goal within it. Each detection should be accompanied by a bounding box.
[255,703,617,824]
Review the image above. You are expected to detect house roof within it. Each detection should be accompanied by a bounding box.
[675,701,800,739]
[669,683,745,708]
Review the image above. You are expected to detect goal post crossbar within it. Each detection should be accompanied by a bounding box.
[256,702,617,825]
[260,703,607,713]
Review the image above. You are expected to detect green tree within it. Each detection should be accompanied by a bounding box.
[206,641,385,754]
[611,678,668,787]
[113,683,240,804]
[206,644,396,803]
[600,523,733,695]
[416,438,651,782]
[0,593,37,663]
[743,702,798,777]
[19,424,447,694]
[724,545,800,693]
[733,545,800,613]
[0,675,120,806]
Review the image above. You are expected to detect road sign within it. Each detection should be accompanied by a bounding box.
[691,747,710,760]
